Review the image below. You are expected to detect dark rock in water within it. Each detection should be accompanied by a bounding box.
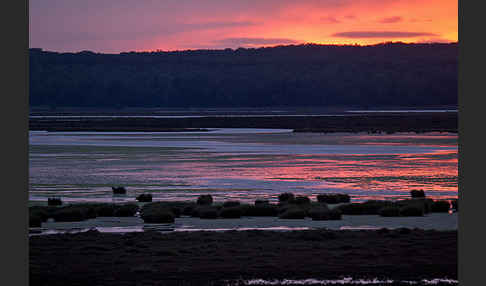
[29,206,53,222]
[338,200,394,215]
[112,186,127,194]
[377,227,390,234]
[278,192,295,203]
[430,200,451,212]
[451,199,458,211]
[254,199,269,206]
[379,206,401,217]
[47,197,62,206]
[293,196,311,205]
[182,205,196,216]
[397,228,412,234]
[279,207,306,219]
[136,193,153,202]
[399,205,424,217]
[29,214,42,227]
[219,206,243,218]
[317,193,350,204]
[222,201,241,208]
[410,190,426,198]
[308,205,342,220]
[114,204,139,217]
[242,204,279,216]
[196,207,219,219]
[197,194,213,205]
[396,198,433,214]
[52,206,88,222]
[140,203,175,223]
[96,204,116,216]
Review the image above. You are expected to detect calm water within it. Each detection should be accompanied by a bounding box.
[29,129,458,203]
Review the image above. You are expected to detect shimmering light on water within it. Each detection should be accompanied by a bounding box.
[29,130,457,203]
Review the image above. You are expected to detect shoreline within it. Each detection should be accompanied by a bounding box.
[29,113,457,133]
[29,228,457,286]
[29,213,458,237]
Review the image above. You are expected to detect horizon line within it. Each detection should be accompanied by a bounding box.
[29,41,458,55]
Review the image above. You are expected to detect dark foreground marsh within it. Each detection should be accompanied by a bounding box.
[29,229,457,286]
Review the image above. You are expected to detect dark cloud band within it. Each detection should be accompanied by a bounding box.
[215,37,300,46]
[332,31,437,38]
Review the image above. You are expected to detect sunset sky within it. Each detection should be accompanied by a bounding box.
[29,0,457,53]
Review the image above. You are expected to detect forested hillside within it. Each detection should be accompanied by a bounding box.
[29,42,458,108]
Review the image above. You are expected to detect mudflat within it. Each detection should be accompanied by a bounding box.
[29,229,457,286]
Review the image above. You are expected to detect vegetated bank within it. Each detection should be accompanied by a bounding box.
[30,43,457,109]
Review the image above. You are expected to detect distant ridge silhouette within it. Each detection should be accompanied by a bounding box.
[29,42,458,108]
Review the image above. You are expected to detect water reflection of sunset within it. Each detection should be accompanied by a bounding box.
[29,131,458,203]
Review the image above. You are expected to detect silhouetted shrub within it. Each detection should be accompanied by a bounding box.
[114,204,139,217]
[48,198,62,206]
[222,201,241,208]
[278,193,295,203]
[220,207,242,218]
[379,206,401,217]
[399,206,424,216]
[112,186,127,194]
[279,207,306,219]
[317,194,351,204]
[410,190,425,198]
[197,195,213,205]
[430,200,450,212]
[254,199,270,206]
[136,194,152,202]
[293,196,311,205]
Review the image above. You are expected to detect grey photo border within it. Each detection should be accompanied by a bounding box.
[3,0,477,285]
